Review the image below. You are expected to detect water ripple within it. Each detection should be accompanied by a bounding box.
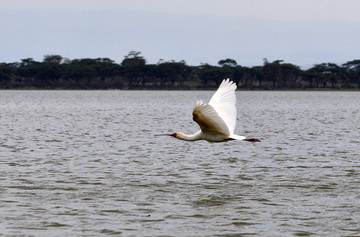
[0,91,360,236]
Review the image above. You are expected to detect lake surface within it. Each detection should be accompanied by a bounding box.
[1,90,359,236]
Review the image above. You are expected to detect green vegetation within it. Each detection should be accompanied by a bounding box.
[1,51,360,90]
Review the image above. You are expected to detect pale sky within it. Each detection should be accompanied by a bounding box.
[2,0,360,21]
[1,0,360,66]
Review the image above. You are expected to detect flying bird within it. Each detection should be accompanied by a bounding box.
[155,78,260,142]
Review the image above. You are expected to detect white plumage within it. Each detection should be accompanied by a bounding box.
[155,78,260,142]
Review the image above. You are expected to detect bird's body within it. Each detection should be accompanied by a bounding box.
[156,78,260,142]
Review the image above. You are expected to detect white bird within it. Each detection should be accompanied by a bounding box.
[155,78,260,142]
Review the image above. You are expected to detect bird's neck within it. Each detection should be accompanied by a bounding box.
[175,131,202,141]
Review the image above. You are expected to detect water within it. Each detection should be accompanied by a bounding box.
[0,90,359,236]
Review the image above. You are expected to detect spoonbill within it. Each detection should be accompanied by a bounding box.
[155,78,260,142]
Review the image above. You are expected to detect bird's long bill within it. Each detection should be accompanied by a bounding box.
[154,134,173,137]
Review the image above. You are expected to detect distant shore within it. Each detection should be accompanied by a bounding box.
[1,52,359,90]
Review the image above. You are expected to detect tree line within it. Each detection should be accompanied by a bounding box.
[1,51,360,90]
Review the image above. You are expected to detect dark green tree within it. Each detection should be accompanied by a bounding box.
[121,51,146,67]
[199,64,233,86]
[263,59,283,88]
[0,63,16,88]
[279,63,301,88]
[218,58,237,67]
[343,60,360,88]
[157,61,192,87]
[43,55,63,64]
[120,52,147,88]
[305,63,343,88]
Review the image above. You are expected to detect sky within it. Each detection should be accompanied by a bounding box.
[1,0,360,67]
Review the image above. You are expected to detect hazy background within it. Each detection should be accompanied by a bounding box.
[1,0,360,67]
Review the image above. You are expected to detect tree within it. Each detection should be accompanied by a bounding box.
[252,66,264,88]
[156,61,192,87]
[238,66,264,89]
[34,63,63,88]
[121,51,146,67]
[43,54,63,64]
[263,59,283,88]
[120,51,147,87]
[21,58,36,67]
[279,63,301,88]
[199,64,232,86]
[343,60,360,88]
[306,63,344,88]
[0,63,16,88]
[262,59,301,89]
[218,58,237,67]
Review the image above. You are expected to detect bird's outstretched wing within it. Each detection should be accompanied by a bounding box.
[208,78,237,134]
[193,100,230,136]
